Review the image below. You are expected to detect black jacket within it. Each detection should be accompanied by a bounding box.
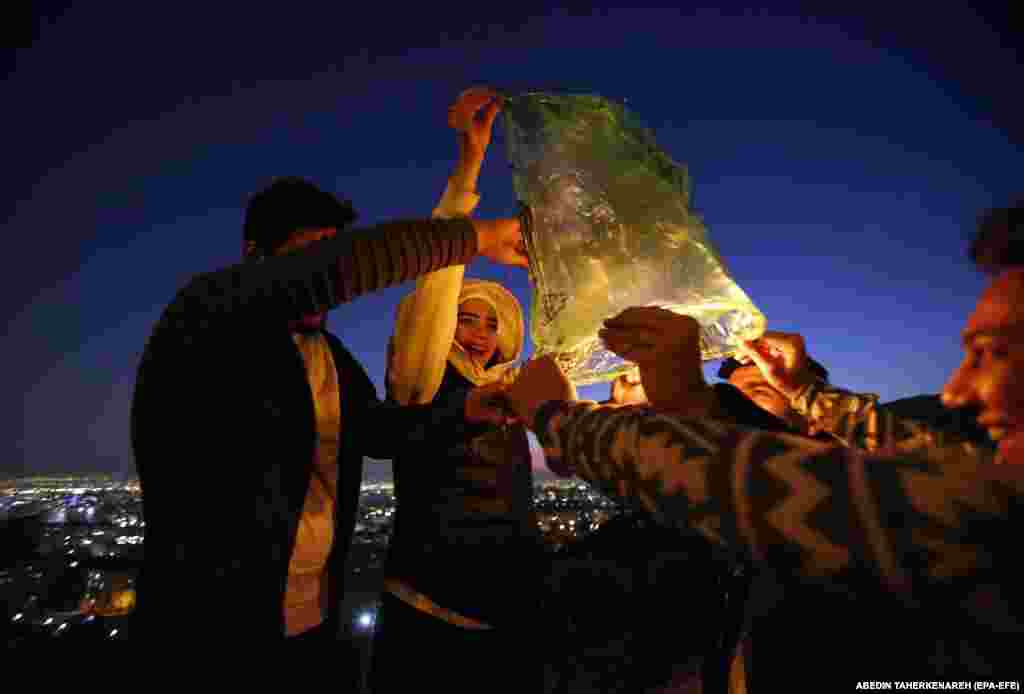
[385,363,545,627]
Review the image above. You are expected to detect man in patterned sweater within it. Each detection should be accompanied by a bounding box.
[717,328,998,690]
[506,204,1023,685]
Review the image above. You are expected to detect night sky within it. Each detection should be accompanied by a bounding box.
[5,4,1020,479]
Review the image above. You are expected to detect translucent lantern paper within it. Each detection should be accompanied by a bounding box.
[503,92,766,385]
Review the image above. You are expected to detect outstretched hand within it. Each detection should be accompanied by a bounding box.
[600,307,700,369]
[472,217,529,269]
[448,86,503,159]
[599,307,713,415]
[735,331,817,401]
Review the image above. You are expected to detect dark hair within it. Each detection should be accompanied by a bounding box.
[969,203,1023,274]
[717,355,829,383]
[243,177,358,257]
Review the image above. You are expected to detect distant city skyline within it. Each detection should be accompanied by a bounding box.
[3,456,559,486]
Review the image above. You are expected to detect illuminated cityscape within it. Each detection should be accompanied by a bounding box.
[2,472,625,652]
[3,471,724,693]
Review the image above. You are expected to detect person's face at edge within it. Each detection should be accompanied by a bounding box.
[455,298,499,368]
[943,268,1024,464]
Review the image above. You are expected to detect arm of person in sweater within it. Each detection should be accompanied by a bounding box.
[530,396,1020,626]
[740,332,993,458]
[388,88,501,405]
[166,216,524,328]
[790,381,994,459]
[357,383,509,460]
[504,330,1017,630]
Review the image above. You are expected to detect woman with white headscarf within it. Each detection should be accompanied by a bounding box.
[369,89,546,694]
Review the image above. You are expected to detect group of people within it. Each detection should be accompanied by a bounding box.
[129,85,1021,690]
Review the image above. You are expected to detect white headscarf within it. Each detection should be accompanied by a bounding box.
[447,279,524,386]
[388,277,524,405]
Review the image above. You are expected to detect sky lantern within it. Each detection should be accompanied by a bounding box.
[502,91,765,384]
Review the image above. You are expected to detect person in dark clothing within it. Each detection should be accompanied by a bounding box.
[375,280,545,694]
[369,88,547,694]
[130,177,528,669]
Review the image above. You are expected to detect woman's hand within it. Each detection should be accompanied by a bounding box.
[449,86,503,157]
[448,87,503,192]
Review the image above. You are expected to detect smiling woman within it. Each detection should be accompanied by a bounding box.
[455,297,500,368]
[374,88,545,694]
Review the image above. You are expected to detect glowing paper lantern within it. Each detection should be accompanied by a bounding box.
[503,92,766,384]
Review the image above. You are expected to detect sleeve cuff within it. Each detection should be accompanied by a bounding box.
[434,217,479,266]
[433,180,481,219]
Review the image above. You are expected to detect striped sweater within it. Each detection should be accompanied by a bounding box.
[793,382,993,457]
[533,399,1021,636]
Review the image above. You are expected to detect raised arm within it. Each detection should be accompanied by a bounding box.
[740,332,992,458]
[164,214,526,332]
[174,218,473,327]
[535,395,1009,572]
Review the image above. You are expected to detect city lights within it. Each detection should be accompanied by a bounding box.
[4,473,624,650]
[3,474,145,648]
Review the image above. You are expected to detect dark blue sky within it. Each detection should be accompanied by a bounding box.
[4,4,1019,478]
